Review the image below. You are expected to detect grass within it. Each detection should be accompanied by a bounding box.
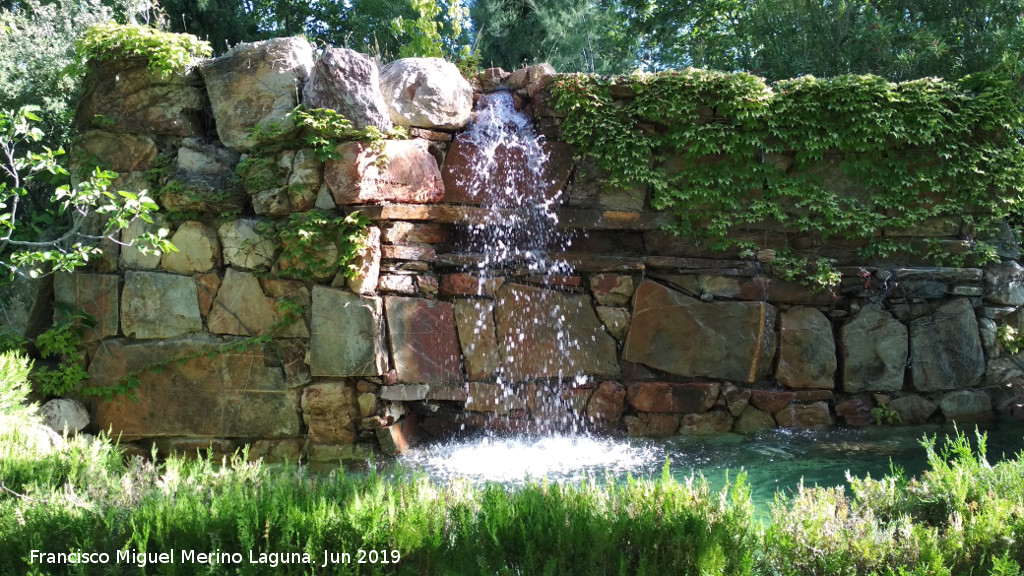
[2,352,1023,575]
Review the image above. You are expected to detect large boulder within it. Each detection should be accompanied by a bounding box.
[75,56,204,136]
[622,280,777,383]
[89,338,300,439]
[301,381,360,444]
[840,305,908,393]
[378,58,473,130]
[120,271,202,339]
[910,298,984,391]
[309,286,387,377]
[76,131,157,173]
[493,284,620,381]
[939,390,993,422]
[385,297,462,384]
[201,37,314,151]
[325,139,443,205]
[303,48,392,131]
[777,307,836,389]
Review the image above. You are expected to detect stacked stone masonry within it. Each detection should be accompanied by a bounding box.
[17,37,1024,462]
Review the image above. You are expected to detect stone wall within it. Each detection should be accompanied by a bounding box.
[27,37,1024,460]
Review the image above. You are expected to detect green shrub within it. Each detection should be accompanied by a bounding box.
[75,22,212,77]
[0,350,34,419]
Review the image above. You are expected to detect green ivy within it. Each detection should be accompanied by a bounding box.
[32,307,94,397]
[75,22,212,77]
[276,209,370,280]
[551,71,1024,285]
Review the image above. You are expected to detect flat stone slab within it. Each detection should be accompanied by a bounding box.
[310,286,387,377]
[622,280,777,383]
[385,297,462,384]
[54,273,119,342]
[89,338,299,439]
[121,271,202,339]
[493,284,620,381]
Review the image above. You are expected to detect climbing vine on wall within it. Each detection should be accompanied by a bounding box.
[551,70,1024,285]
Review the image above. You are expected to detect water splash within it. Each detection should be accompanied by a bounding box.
[452,91,589,433]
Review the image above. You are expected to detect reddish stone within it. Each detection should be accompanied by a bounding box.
[416,275,439,296]
[584,381,626,427]
[776,402,834,429]
[439,273,504,296]
[385,297,462,384]
[441,137,572,205]
[194,273,221,317]
[680,411,734,434]
[325,140,444,205]
[381,221,450,244]
[626,382,720,413]
[836,398,874,427]
[750,390,796,413]
[381,244,436,262]
[590,274,634,307]
[523,275,581,288]
[624,413,679,437]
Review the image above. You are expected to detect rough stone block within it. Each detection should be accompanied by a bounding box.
[910,298,984,391]
[777,306,836,390]
[326,140,444,205]
[54,273,119,342]
[623,281,777,383]
[385,297,462,384]
[120,271,201,339]
[161,221,222,274]
[89,338,299,439]
[840,305,908,393]
[302,381,360,444]
[310,286,387,377]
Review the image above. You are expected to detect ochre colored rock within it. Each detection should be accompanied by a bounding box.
[626,382,720,413]
[346,226,381,296]
[76,56,203,136]
[750,390,796,414]
[325,140,443,205]
[590,274,634,307]
[301,381,360,444]
[836,398,874,427]
[77,130,157,173]
[624,413,679,437]
[194,273,221,317]
[680,411,734,434]
[910,298,984,391]
[441,137,572,204]
[585,381,626,428]
[777,306,836,389]
[309,286,387,377]
[201,37,314,151]
[622,281,777,383]
[840,305,908,393]
[493,284,620,381]
[775,402,834,429]
[385,297,462,384]
[90,338,299,439]
[161,221,221,274]
[381,221,450,244]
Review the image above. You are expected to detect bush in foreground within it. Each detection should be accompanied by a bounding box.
[1,370,1022,576]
